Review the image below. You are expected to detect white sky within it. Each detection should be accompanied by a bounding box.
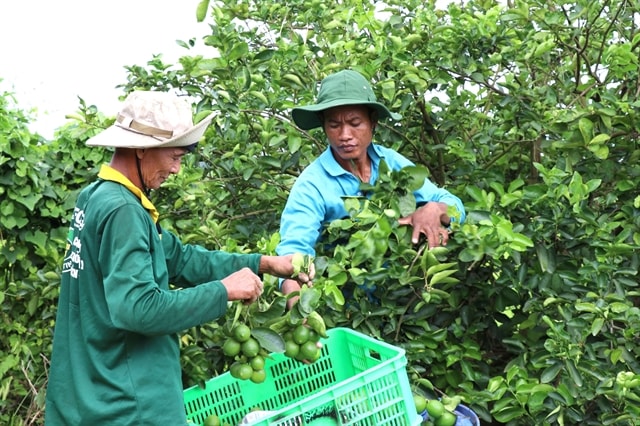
[0,0,209,139]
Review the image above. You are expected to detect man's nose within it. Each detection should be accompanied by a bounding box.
[170,162,181,174]
[338,125,352,139]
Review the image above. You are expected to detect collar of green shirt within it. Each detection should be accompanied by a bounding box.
[97,164,160,223]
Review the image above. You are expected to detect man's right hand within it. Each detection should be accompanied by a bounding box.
[221,267,264,304]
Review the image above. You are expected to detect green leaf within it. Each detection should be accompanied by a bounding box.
[565,359,583,387]
[298,286,322,314]
[251,327,285,353]
[14,193,42,210]
[227,42,249,61]
[398,193,416,217]
[403,165,430,191]
[588,143,609,159]
[428,269,459,286]
[251,297,286,324]
[588,133,611,146]
[426,262,458,277]
[195,0,210,22]
[25,230,48,250]
[578,117,594,143]
[541,362,563,383]
[493,405,527,422]
[536,244,555,273]
[609,302,629,313]
[487,376,505,393]
[590,317,604,336]
[254,49,275,62]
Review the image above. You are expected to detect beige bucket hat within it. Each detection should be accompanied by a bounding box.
[86,91,214,149]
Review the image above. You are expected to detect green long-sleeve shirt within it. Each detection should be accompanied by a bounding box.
[45,165,261,426]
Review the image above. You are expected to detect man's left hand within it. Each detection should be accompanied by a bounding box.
[398,202,450,248]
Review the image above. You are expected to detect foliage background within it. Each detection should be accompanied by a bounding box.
[1,0,639,424]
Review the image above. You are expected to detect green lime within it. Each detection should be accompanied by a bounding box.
[426,400,445,419]
[284,340,300,358]
[292,324,310,345]
[250,354,265,370]
[229,362,243,379]
[307,329,319,343]
[413,393,427,413]
[233,324,252,343]
[203,414,221,426]
[295,349,307,362]
[238,363,253,381]
[434,410,456,426]
[250,369,267,384]
[222,338,241,357]
[300,340,320,361]
[241,338,260,358]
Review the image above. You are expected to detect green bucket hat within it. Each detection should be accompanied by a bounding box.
[291,70,401,130]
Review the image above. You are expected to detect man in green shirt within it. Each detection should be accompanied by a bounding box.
[44,91,313,426]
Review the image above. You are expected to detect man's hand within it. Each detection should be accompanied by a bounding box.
[259,254,315,284]
[221,267,264,304]
[398,202,451,248]
[281,278,303,310]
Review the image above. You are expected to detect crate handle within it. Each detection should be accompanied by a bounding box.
[367,349,382,361]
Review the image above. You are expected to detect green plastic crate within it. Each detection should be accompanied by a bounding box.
[184,327,421,426]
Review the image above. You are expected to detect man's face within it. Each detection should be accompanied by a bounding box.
[323,105,375,162]
[139,147,188,190]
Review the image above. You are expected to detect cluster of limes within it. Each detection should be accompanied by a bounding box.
[222,323,268,384]
[282,323,323,363]
[414,394,457,426]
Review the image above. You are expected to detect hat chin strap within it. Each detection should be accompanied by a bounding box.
[135,153,151,197]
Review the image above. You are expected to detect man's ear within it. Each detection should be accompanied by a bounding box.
[369,109,379,133]
[135,148,146,160]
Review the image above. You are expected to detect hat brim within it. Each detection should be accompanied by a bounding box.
[86,112,215,149]
[292,100,401,130]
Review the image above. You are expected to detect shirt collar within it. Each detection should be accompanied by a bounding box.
[97,164,159,223]
[319,143,383,177]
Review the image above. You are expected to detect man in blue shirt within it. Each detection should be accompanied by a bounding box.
[276,70,465,306]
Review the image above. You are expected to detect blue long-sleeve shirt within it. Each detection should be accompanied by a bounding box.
[276,143,465,258]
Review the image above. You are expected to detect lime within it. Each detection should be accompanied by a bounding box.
[426,400,445,419]
[238,363,253,381]
[222,338,241,357]
[250,354,265,370]
[307,329,319,343]
[434,411,456,426]
[292,324,310,345]
[233,324,252,343]
[309,349,322,362]
[284,340,300,358]
[413,394,427,414]
[241,338,261,358]
[300,340,320,361]
[203,414,221,426]
[250,369,267,384]
[229,362,243,379]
